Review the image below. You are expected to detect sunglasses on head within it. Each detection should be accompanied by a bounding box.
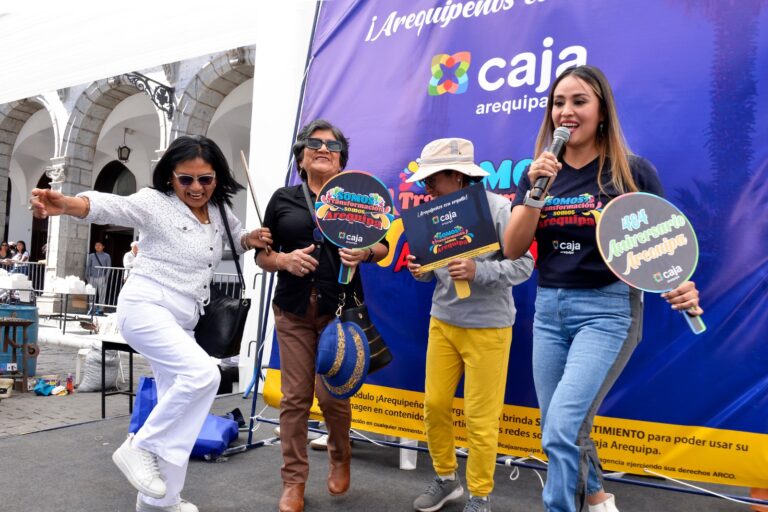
[306,138,342,152]
[173,171,216,187]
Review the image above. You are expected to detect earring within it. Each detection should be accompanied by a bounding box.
[599,122,605,134]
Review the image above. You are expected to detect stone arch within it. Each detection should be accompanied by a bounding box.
[172,47,255,138]
[0,96,59,235]
[54,77,163,279]
[61,78,144,192]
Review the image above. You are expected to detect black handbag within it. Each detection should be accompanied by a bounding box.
[340,293,393,374]
[194,203,251,358]
[301,181,393,374]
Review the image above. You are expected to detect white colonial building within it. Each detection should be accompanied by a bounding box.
[0,46,257,281]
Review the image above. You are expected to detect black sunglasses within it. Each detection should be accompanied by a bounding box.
[306,138,342,152]
[173,171,216,187]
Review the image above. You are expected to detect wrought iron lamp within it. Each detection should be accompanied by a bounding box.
[116,128,131,162]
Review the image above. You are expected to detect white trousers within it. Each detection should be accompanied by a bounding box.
[117,275,220,506]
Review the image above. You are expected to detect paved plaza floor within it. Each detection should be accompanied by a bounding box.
[0,316,760,511]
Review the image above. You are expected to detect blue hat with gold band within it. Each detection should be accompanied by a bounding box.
[316,318,370,399]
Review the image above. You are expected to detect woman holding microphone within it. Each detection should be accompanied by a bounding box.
[503,65,703,512]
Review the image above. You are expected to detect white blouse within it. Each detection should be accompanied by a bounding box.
[79,188,248,311]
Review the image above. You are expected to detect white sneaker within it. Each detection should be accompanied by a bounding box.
[588,494,619,512]
[112,434,166,499]
[136,496,198,512]
[310,434,328,451]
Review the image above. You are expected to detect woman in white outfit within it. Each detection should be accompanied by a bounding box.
[30,135,272,512]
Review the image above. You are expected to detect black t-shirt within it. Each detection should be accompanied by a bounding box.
[258,184,387,316]
[512,155,664,288]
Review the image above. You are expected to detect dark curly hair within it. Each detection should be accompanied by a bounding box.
[291,119,349,180]
[152,135,244,207]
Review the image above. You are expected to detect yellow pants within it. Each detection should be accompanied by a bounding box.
[424,317,513,496]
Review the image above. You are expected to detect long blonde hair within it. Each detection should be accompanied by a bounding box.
[534,65,638,194]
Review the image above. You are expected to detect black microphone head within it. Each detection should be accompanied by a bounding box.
[553,126,571,143]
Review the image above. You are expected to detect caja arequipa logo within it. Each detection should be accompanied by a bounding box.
[428,51,471,96]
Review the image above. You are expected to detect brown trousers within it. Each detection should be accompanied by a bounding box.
[273,292,351,484]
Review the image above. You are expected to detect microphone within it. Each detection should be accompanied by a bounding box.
[530,126,570,200]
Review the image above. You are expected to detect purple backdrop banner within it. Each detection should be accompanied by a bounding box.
[266,0,768,487]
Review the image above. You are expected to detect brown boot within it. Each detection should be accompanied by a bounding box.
[279,483,305,512]
[327,459,350,496]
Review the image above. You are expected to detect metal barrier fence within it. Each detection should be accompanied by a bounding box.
[0,261,46,293]
[0,262,240,311]
[93,266,241,313]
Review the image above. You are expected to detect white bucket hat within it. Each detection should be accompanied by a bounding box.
[407,138,489,183]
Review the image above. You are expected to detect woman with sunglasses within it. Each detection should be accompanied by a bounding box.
[503,65,702,512]
[255,119,389,512]
[0,242,10,267]
[30,135,272,512]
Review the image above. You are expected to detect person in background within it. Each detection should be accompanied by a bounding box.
[502,65,703,512]
[86,241,111,315]
[30,134,272,512]
[406,138,534,512]
[9,240,30,275]
[0,241,10,268]
[123,241,139,282]
[124,241,139,269]
[255,119,389,512]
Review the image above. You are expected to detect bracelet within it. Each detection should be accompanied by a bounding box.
[78,196,91,219]
[275,252,284,271]
[365,247,375,263]
[240,233,251,251]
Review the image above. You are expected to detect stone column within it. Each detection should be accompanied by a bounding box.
[42,157,91,290]
[0,127,16,238]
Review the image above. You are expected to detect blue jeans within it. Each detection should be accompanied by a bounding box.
[532,281,643,512]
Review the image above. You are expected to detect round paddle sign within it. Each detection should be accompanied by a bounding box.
[596,192,699,292]
[315,171,394,284]
[314,171,394,250]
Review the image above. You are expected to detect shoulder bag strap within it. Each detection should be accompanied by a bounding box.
[300,181,337,270]
[301,181,363,310]
[217,202,246,295]
[301,181,353,313]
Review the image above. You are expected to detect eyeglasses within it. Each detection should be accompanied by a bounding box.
[306,138,342,152]
[422,170,454,189]
[173,172,216,187]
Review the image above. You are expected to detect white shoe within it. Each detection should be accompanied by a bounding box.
[112,434,166,499]
[136,496,198,512]
[310,434,328,451]
[588,494,619,512]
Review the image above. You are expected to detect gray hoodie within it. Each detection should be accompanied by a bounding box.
[414,190,534,328]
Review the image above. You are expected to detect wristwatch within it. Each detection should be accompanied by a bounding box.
[523,190,546,209]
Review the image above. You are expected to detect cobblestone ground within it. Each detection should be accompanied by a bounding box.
[0,317,153,438]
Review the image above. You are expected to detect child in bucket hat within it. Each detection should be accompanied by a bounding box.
[406,137,534,512]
